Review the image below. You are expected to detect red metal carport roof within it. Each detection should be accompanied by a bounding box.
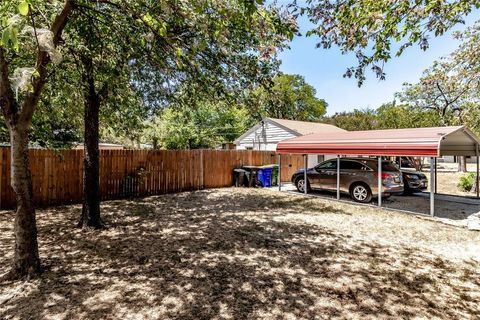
[276,126,480,157]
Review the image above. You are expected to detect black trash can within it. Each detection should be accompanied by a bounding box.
[233,168,247,187]
[242,166,260,187]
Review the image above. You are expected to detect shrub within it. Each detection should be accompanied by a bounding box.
[457,172,476,192]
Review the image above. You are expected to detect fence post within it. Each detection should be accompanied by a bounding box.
[336,155,340,200]
[200,149,204,189]
[0,148,2,209]
[430,157,435,216]
[278,154,281,191]
[378,156,382,207]
[304,154,308,195]
[476,144,479,198]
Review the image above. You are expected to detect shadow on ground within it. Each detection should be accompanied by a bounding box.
[286,187,479,220]
[0,188,479,319]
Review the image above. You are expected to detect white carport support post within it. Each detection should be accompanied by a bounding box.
[278,154,282,192]
[336,155,340,200]
[430,157,435,217]
[304,154,308,195]
[476,145,479,198]
[378,156,382,207]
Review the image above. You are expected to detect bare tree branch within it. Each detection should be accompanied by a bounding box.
[436,81,451,107]
[29,7,41,53]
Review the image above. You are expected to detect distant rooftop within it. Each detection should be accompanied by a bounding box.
[266,118,346,136]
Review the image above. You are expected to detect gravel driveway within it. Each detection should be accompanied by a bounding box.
[280,183,479,225]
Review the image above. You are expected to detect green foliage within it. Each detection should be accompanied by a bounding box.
[99,90,149,147]
[0,0,295,148]
[325,108,377,131]
[79,0,294,147]
[0,102,82,149]
[458,172,476,192]
[250,73,327,121]
[127,0,296,108]
[144,102,250,149]
[324,103,445,131]
[298,0,480,85]
[376,103,442,129]
[18,1,29,16]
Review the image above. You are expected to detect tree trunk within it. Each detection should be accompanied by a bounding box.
[9,125,41,278]
[77,57,104,229]
[0,2,72,280]
[458,156,467,172]
[406,157,423,171]
[152,137,159,149]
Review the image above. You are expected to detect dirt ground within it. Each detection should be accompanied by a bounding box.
[425,162,478,196]
[1,188,479,320]
[434,171,470,196]
[384,194,478,221]
[288,188,480,222]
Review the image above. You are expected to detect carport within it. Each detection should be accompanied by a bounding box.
[276,126,480,216]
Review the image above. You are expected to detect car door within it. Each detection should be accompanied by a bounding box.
[314,160,337,190]
[340,160,371,191]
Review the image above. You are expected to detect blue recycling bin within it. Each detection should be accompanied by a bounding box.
[258,167,273,187]
[260,164,278,186]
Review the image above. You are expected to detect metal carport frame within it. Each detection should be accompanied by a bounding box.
[277,126,480,217]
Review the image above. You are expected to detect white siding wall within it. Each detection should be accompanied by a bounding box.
[236,121,297,151]
[307,155,319,167]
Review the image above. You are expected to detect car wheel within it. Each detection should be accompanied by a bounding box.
[350,183,372,203]
[295,177,310,193]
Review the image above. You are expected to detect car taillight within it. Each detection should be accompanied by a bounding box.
[374,172,394,180]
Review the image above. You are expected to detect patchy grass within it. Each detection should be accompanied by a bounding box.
[1,188,479,319]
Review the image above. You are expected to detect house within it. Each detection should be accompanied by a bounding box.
[234,117,346,166]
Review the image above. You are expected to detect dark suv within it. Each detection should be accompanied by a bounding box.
[291,157,404,203]
[401,170,428,194]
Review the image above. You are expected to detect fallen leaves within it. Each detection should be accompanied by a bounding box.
[0,188,479,319]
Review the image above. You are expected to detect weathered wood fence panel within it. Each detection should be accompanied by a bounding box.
[0,148,303,209]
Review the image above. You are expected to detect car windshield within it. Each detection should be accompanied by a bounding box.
[382,162,398,172]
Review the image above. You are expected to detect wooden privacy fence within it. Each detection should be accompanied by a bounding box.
[0,148,304,209]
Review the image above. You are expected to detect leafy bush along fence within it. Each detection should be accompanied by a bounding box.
[0,148,304,209]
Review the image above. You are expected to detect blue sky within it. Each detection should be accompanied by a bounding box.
[277,6,480,115]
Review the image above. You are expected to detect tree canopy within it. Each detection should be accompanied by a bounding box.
[1,0,297,147]
[144,102,250,149]
[249,73,328,121]
[324,108,377,131]
[324,103,443,131]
